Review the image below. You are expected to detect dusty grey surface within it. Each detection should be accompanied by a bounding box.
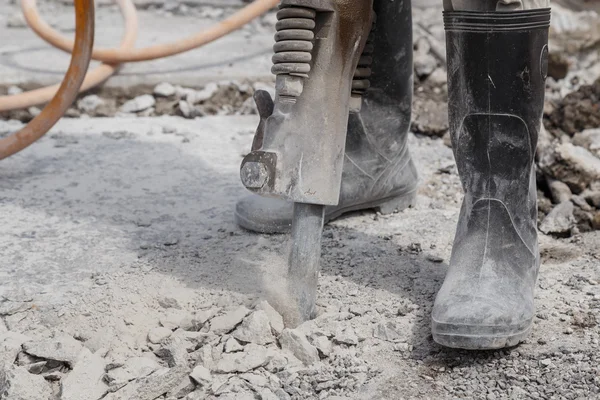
[0,116,599,399]
[0,1,599,399]
[0,1,274,87]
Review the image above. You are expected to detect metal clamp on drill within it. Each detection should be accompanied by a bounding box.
[241,0,374,325]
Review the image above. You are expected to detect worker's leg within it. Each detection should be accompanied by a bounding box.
[432,0,550,349]
[235,0,418,233]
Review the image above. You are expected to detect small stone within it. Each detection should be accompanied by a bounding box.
[348,305,369,316]
[279,329,319,365]
[540,201,575,235]
[195,307,219,327]
[22,334,83,366]
[153,82,176,97]
[77,95,105,113]
[548,180,573,204]
[334,327,359,346]
[154,335,188,367]
[312,335,332,357]
[233,311,275,345]
[6,13,26,28]
[102,366,188,400]
[255,300,285,335]
[428,68,447,86]
[178,100,194,118]
[541,143,600,193]
[0,332,30,365]
[61,348,108,400]
[105,357,161,389]
[210,306,251,335]
[190,365,212,386]
[573,128,600,157]
[187,83,218,104]
[0,365,53,400]
[224,337,244,353]
[160,309,192,331]
[119,95,156,113]
[147,327,172,344]
[7,86,23,95]
[166,376,195,398]
[373,322,400,342]
[214,344,271,373]
[564,327,574,335]
[540,358,552,366]
[158,297,180,309]
[414,38,437,78]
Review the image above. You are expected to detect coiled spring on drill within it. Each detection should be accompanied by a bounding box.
[272,6,316,77]
[352,30,374,96]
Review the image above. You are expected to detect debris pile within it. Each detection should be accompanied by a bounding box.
[0,298,389,399]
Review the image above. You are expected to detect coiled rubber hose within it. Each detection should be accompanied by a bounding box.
[0,0,94,160]
[0,0,278,159]
[24,0,280,63]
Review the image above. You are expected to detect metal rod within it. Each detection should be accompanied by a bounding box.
[288,202,326,325]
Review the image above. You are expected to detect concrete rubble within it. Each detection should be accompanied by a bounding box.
[0,0,599,399]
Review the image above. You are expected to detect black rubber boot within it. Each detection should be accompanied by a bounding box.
[432,9,551,349]
[235,0,418,233]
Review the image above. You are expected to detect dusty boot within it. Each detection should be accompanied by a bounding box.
[431,8,551,349]
[235,0,418,233]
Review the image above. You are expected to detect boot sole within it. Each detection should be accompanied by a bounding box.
[236,189,417,234]
[432,321,533,350]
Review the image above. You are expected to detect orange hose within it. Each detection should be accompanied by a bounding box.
[0,0,94,160]
[23,0,279,63]
[0,0,137,112]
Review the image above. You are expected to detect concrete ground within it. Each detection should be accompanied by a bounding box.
[0,1,599,400]
[0,0,274,87]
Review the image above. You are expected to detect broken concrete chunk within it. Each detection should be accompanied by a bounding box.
[195,307,219,326]
[170,329,214,352]
[105,357,161,388]
[103,366,188,400]
[214,343,272,373]
[22,334,82,366]
[548,179,573,204]
[540,143,600,193]
[187,83,219,104]
[334,327,359,346]
[0,332,30,365]
[540,201,576,235]
[210,306,251,335]
[166,376,196,398]
[147,327,172,344]
[154,335,188,368]
[233,310,275,345]
[153,82,176,97]
[77,95,105,113]
[279,329,319,365]
[373,322,401,342]
[0,365,53,400]
[119,95,156,113]
[255,300,285,335]
[160,309,192,331]
[312,335,332,357]
[190,365,212,386]
[224,337,244,353]
[61,348,108,400]
[573,128,600,157]
[0,300,31,316]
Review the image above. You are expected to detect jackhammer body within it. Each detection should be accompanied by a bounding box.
[241,0,374,324]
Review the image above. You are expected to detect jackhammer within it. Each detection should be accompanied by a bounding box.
[240,0,374,324]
